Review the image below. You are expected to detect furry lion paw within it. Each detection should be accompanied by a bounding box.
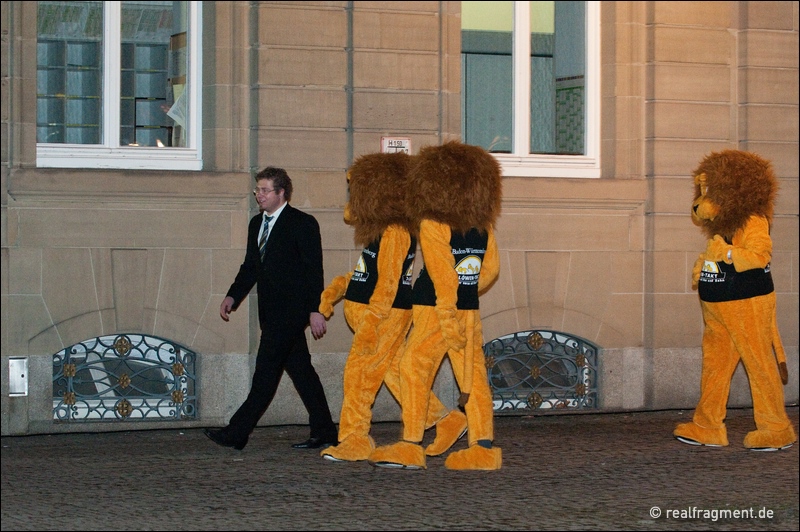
[426,410,467,456]
[319,275,349,318]
[318,300,335,319]
[436,307,466,351]
[705,235,731,263]
[444,445,502,470]
[691,255,705,291]
[368,441,426,470]
[440,317,466,351]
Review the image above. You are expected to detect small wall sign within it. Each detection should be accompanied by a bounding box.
[381,137,411,154]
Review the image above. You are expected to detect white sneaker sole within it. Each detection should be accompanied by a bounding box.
[749,443,794,452]
[676,436,723,447]
[369,461,423,470]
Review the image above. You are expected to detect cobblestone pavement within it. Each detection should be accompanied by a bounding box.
[2,406,798,531]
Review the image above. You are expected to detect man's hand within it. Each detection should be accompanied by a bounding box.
[309,312,327,340]
[219,296,235,322]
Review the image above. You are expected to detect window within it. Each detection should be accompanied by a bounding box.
[461,1,600,178]
[36,1,202,170]
[53,334,198,422]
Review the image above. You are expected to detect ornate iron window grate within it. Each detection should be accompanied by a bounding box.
[484,330,599,414]
[53,334,197,422]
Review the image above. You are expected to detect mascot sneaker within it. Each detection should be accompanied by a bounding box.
[743,426,796,451]
[673,421,729,447]
[321,434,375,462]
[368,441,426,470]
[426,410,468,456]
[444,445,502,470]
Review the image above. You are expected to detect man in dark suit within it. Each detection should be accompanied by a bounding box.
[204,166,338,450]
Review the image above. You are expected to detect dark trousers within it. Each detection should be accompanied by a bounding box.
[226,328,337,442]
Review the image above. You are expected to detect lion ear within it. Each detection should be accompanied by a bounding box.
[694,172,708,195]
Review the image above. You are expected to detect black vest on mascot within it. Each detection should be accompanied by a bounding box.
[698,260,774,302]
[413,228,487,310]
[345,235,416,309]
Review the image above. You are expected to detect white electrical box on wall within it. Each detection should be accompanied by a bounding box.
[9,357,29,397]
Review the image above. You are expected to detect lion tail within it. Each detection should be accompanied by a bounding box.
[772,306,788,385]
[457,312,476,408]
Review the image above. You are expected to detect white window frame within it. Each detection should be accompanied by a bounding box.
[36,1,203,171]
[494,1,600,179]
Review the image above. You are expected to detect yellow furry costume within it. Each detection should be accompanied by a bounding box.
[319,152,466,462]
[674,149,796,451]
[369,141,503,470]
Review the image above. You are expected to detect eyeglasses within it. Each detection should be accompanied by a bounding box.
[253,187,277,196]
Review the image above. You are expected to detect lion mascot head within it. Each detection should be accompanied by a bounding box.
[345,151,415,247]
[691,149,778,240]
[406,141,502,233]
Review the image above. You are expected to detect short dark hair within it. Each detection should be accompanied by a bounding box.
[255,166,293,202]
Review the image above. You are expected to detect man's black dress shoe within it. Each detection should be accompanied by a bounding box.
[291,436,337,449]
[204,428,247,450]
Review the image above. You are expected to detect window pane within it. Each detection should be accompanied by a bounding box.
[548,1,585,155]
[530,2,555,153]
[37,1,103,144]
[121,1,189,148]
[461,1,514,153]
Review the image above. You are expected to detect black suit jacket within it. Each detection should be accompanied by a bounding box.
[226,204,325,333]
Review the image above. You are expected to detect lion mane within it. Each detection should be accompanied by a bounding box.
[346,152,415,247]
[406,141,502,234]
[692,149,778,241]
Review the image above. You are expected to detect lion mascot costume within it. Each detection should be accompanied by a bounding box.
[318,151,467,462]
[369,141,503,470]
[674,149,796,451]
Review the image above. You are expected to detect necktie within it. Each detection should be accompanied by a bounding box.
[258,215,273,261]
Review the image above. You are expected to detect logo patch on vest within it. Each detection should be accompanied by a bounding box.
[455,255,482,286]
[352,254,370,282]
[699,260,725,283]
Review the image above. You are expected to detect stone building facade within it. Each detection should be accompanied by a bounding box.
[1,1,798,435]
